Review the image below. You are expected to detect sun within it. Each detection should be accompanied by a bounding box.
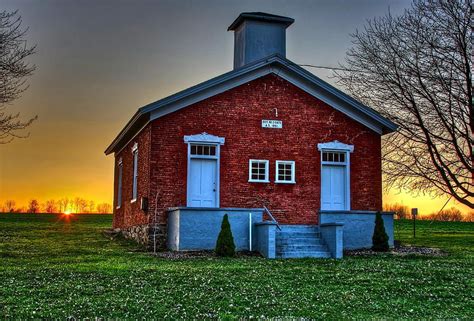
[64,210,72,215]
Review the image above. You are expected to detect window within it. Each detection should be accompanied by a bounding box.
[190,144,216,156]
[131,144,138,202]
[275,161,295,183]
[322,151,346,163]
[117,158,123,208]
[249,160,269,183]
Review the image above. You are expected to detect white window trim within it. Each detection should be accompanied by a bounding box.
[317,141,354,211]
[275,160,296,184]
[317,140,354,152]
[116,158,123,209]
[184,133,225,208]
[131,143,138,203]
[248,159,270,183]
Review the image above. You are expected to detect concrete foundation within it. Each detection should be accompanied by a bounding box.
[167,207,264,251]
[319,211,394,250]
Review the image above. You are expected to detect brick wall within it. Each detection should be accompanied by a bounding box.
[113,125,151,228]
[113,74,382,228]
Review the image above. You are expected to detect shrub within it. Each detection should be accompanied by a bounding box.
[383,203,410,219]
[215,214,235,257]
[372,211,389,251]
[423,207,464,222]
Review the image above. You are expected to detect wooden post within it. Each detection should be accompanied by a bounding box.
[411,208,418,238]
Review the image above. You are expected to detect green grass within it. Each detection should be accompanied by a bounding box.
[0,214,473,319]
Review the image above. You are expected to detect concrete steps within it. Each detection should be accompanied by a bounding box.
[276,225,332,259]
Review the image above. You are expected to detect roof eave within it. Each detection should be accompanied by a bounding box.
[227,13,295,31]
[104,111,149,155]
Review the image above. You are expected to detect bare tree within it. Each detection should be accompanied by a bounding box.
[4,199,16,212]
[27,199,39,213]
[87,200,95,213]
[0,10,37,143]
[335,0,473,208]
[383,203,411,219]
[423,207,464,221]
[464,211,474,222]
[44,199,57,213]
[96,202,112,213]
[73,197,87,213]
[58,197,69,213]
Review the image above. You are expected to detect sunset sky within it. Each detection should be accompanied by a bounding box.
[0,0,470,214]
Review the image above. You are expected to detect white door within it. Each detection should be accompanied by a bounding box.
[188,159,217,207]
[321,165,346,210]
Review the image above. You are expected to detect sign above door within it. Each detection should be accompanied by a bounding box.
[262,120,283,129]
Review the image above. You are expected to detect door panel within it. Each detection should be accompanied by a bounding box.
[321,165,346,210]
[321,166,332,210]
[188,159,217,207]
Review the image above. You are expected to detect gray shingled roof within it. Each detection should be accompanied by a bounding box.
[105,54,397,155]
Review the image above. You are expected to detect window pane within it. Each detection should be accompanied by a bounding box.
[132,151,138,199]
[190,144,217,156]
[250,161,267,181]
[117,164,123,206]
[277,162,294,182]
[322,151,345,163]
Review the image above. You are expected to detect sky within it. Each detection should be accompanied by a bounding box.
[0,0,470,214]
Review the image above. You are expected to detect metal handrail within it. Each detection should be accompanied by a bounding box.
[263,205,281,230]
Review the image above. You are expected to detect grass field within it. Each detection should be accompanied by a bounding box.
[0,214,473,319]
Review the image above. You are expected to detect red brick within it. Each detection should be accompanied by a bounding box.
[113,74,382,228]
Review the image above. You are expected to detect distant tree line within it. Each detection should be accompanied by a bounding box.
[383,203,473,222]
[0,198,112,214]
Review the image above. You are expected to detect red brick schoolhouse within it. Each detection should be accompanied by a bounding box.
[105,12,397,258]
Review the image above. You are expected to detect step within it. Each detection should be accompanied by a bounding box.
[277,231,321,238]
[276,236,322,243]
[276,238,325,246]
[277,251,332,259]
[277,244,328,252]
[279,225,320,233]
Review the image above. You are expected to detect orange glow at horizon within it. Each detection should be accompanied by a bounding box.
[1,182,470,216]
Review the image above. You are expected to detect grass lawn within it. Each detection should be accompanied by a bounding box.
[0,214,473,319]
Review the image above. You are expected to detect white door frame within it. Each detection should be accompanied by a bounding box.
[184,133,225,208]
[317,141,354,211]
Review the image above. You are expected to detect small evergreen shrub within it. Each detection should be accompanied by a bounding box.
[372,211,389,251]
[215,214,236,257]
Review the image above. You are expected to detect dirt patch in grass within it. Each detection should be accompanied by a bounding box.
[151,250,262,259]
[345,244,447,257]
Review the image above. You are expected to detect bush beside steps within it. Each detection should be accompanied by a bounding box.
[215,214,236,257]
[372,211,389,251]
